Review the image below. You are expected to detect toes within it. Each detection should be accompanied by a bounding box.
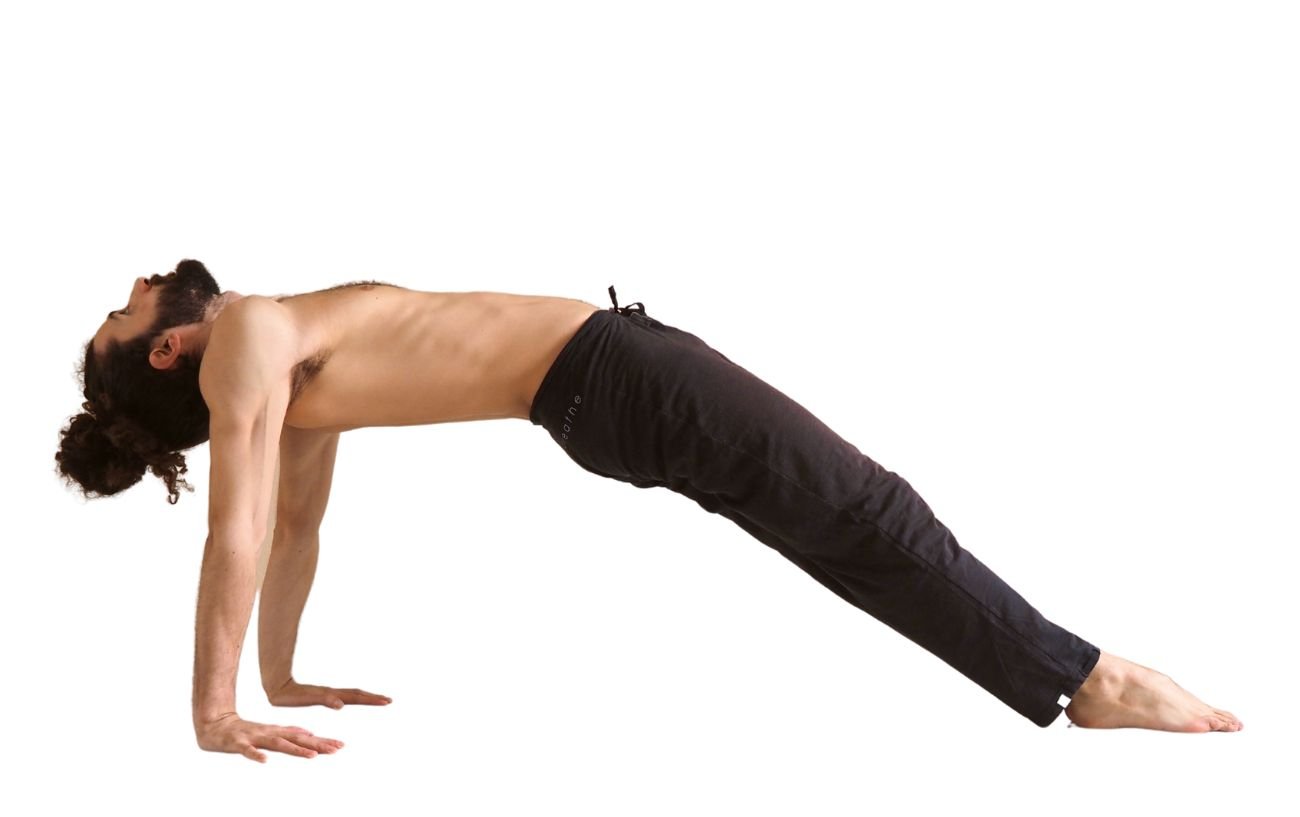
[1213,709,1243,730]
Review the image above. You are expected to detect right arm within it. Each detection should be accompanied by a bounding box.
[191,306,291,730]
[190,298,342,762]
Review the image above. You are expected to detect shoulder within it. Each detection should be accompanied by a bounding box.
[217,294,292,330]
[199,296,298,415]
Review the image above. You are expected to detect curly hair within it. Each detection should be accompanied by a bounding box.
[55,265,215,504]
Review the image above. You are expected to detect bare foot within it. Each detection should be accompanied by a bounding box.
[1064,650,1243,732]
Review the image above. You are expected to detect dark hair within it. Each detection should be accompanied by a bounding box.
[55,326,211,505]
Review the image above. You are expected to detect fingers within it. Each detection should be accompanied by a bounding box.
[269,735,320,758]
[269,683,393,709]
[313,736,346,752]
[333,687,393,706]
[281,727,344,753]
[318,688,393,708]
[251,727,345,762]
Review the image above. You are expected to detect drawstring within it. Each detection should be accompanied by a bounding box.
[607,284,646,316]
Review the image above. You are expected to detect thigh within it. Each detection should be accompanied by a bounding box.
[565,313,914,546]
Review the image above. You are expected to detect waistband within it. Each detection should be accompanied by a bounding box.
[528,284,650,426]
[606,284,646,317]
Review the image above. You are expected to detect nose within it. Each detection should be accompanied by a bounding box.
[127,276,149,305]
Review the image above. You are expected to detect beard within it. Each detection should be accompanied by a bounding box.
[146,259,222,336]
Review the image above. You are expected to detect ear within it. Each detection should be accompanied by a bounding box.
[148,330,186,371]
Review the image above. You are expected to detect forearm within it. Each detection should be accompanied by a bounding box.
[258,526,321,694]
[192,532,259,726]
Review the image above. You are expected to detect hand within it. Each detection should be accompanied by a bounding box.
[267,679,393,709]
[195,712,343,763]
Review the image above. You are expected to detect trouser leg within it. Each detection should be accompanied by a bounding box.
[531,297,1101,727]
[645,404,1099,728]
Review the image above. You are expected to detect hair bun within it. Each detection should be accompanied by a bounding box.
[55,409,149,498]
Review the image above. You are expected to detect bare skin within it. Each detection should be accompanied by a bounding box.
[93,276,602,762]
[90,274,1241,761]
[1065,650,1243,732]
[93,276,604,430]
[266,283,604,430]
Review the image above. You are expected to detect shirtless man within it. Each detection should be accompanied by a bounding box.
[57,259,1242,763]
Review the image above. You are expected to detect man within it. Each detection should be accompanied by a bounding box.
[56,259,1242,763]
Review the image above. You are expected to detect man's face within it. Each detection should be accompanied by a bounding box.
[91,262,222,358]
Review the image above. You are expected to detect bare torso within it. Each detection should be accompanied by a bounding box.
[245,282,600,432]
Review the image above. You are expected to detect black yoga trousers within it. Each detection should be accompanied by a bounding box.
[529,287,1101,727]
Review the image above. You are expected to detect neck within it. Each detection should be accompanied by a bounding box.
[205,290,245,322]
[178,291,246,362]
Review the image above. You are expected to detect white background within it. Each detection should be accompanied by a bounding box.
[3,1,1295,814]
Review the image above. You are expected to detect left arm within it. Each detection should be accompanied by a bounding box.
[258,426,338,697]
[257,427,390,709]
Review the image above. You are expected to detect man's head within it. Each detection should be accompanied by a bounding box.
[56,259,224,504]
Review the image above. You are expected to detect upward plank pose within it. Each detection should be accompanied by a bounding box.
[57,259,1242,762]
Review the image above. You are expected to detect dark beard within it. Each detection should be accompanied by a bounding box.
[147,259,222,336]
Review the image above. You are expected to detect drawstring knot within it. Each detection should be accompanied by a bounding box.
[608,284,646,316]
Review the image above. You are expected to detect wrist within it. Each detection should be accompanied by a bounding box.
[193,709,238,730]
[263,674,295,696]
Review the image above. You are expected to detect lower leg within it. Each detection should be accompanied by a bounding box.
[1065,650,1243,732]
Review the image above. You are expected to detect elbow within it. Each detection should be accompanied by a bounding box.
[207,523,266,556]
[271,510,321,541]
